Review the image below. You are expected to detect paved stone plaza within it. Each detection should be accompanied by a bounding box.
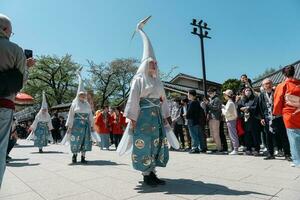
[1,140,300,200]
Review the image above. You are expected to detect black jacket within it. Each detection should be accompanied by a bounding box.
[186,100,206,127]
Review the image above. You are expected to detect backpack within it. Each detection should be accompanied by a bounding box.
[0,67,23,97]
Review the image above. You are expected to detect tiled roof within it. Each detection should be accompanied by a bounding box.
[252,60,300,88]
[170,73,222,86]
[51,103,72,110]
[163,81,204,95]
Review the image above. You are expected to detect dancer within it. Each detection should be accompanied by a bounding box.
[64,70,94,164]
[29,91,53,153]
[117,16,179,186]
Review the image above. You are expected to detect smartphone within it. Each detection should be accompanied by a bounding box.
[24,49,33,59]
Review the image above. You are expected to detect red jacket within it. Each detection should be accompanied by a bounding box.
[109,113,126,135]
[273,78,300,129]
[95,112,110,134]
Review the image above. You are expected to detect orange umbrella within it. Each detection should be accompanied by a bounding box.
[15,92,34,105]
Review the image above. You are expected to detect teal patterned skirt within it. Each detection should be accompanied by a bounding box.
[132,98,169,172]
[70,113,92,153]
[34,122,50,148]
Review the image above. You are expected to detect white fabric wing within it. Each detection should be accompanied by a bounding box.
[164,123,180,149]
[26,131,34,141]
[116,122,134,156]
[91,131,101,143]
[60,133,71,146]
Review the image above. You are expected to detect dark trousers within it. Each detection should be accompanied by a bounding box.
[219,121,228,151]
[51,129,61,143]
[273,117,291,156]
[264,125,276,156]
[110,133,114,145]
[113,134,123,148]
[201,126,207,151]
[174,123,185,148]
[183,125,191,149]
[7,138,16,156]
[245,130,260,152]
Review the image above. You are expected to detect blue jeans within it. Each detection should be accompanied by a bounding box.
[99,134,110,149]
[188,125,204,150]
[0,108,13,187]
[286,128,300,166]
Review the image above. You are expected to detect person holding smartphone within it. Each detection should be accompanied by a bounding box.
[0,13,35,187]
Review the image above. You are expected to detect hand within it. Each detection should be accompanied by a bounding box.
[26,58,35,68]
[285,94,300,108]
[203,98,209,104]
[130,119,136,130]
[261,119,266,126]
[240,107,246,112]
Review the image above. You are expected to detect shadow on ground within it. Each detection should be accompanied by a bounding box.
[31,151,65,154]
[6,162,40,167]
[135,178,271,198]
[14,144,35,148]
[68,160,127,166]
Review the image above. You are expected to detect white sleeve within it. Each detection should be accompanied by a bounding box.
[124,79,141,121]
[30,118,38,131]
[66,104,75,128]
[222,102,231,116]
[161,99,170,119]
[89,111,94,128]
[48,119,53,130]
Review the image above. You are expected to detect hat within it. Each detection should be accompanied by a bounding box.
[41,91,48,109]
[223,89,233,97]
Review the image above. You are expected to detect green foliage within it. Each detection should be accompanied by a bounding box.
[23,54,80,106]
[88,58,138,109]
[222,79,241,95]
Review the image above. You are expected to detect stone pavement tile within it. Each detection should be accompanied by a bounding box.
[133,178,217,200]
[1,170,17,180]
[7,165,62,182]
[284,178,300,192]
[57,191,113,200]
[223,166,300,181]
[0,175,32,199]
[105,168,142,184]
[241,174,300,191]
[55,167,106,183]
[1,191,44,200]
[193,176,280,200]
[25,176,89,200]
[126,193,186,200]
[271,188,300,200]
[80,176,154,200]
[38,162,74,172]
[197,191,264,200]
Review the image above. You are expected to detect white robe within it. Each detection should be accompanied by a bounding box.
[117,76,179,156]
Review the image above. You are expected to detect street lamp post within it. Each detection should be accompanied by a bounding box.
[190,19,211,98]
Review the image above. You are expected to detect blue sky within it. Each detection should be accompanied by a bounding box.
[1,0,300,83]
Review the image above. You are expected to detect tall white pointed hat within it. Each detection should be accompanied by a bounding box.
[134,16,156,63]
[76,67,86,95]
[41,91,48,109]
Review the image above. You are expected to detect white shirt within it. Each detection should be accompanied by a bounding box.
[222,99,238,122]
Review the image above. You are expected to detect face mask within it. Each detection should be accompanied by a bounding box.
[245,91,252,97]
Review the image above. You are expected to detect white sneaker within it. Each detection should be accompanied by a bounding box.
[291,163,296,167]
[229,150,238,155]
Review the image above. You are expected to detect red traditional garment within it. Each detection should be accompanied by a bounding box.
[109,112,126,135]
[94,112,110,134]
